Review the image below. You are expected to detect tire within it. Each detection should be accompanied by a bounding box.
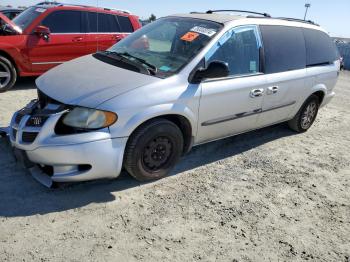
[288,95,320,133]
[124,119,184,182]
[0,55,17,92]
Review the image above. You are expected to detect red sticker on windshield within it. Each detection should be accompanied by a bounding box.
[181,32,199,42]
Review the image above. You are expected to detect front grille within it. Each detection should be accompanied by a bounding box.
[26,116,48,127]
[11,91,66,145]
[22,132,39,143]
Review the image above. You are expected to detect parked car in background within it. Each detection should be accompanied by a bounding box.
[0,7,24,20]
[9,11,339,187]
[0,2,141,92]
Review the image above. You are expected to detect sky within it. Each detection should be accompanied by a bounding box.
[2,0,350,37]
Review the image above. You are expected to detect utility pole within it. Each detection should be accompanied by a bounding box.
[304,3,311,20]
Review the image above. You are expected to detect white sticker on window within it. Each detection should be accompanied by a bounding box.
[190,26,217,37]
[250,61,257,72]
[35,8,46,13]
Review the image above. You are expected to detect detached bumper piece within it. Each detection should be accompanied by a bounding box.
[29,166,53,188]
[12,147,54,188]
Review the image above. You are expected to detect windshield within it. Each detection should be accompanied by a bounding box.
[13,6,46,30]
[106,17,222,77]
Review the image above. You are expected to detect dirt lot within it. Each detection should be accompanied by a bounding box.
[0,72,349,262]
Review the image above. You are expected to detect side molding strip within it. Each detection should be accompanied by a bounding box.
[201,101,296,126]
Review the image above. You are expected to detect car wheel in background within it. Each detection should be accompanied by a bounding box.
[0,56,17,93]
[124,119,184,181]
[288,94,320,133]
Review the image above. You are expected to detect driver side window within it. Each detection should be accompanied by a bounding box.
[206,26,261,77]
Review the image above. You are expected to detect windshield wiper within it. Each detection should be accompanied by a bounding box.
[108,51,158,75]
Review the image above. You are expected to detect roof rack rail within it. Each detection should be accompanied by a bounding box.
[36,2,130,13]
[36,1,62,5]
[103,8,130,14]
[274,17,319,26]
[206,10,271,18]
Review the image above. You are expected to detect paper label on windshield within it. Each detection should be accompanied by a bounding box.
[35,8,46,13]
[190,26,217,37]
[181,32,199,42]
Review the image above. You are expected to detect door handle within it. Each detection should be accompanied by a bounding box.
[72,37,83,42]
[267,86,279,95]
[250,88,264,98]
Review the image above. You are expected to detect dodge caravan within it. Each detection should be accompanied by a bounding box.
[9,11,340,187]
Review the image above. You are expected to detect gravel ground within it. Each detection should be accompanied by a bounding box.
[0,72,349,262]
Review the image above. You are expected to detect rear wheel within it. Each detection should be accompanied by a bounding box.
[0,55,17,92]
[288,95,320,133]
[124,119,184,181]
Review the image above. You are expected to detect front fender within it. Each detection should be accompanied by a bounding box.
[0,36,30,73]
[109,103,198,138]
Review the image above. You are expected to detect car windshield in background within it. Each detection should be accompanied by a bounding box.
[12,6,46,30]
[106,17,223,77]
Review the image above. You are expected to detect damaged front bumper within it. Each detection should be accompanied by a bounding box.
[9,99,127,187]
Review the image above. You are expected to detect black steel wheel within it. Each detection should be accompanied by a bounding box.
[124,119,184,181]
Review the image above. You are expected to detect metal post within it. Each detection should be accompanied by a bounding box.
[304,3,311,20]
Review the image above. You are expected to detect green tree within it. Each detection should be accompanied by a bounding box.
[149,14,156,22]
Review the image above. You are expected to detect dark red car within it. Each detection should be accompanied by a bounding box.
[0,2,141,92]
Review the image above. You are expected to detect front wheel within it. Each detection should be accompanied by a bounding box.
[0,56,17,92]
[288,95,320,133]
[124,119,184,181]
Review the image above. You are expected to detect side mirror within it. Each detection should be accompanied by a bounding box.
[190,61,229,84]
[34,25,50,41]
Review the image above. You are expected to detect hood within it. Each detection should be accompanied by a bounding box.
[0,13,22,34]
[36,55,161,108]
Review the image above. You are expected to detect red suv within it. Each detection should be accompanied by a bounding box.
[0,2,141,92]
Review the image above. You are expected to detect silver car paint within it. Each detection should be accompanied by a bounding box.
[10,16,339,185]
[36,55,161,108]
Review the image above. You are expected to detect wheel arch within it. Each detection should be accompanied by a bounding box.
[310,84,327,104]
[126,113,195,155]
[0,49,19,74]
[312,90,325,104]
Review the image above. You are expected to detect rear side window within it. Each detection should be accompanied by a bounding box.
[42,10,82,33]
[303,29,338,66]
[260,25,306,74]
[87,12,98,32]
[117,15,134,32]
[87,12,121,32]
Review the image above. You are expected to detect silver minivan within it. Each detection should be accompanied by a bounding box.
[9,11,340,187]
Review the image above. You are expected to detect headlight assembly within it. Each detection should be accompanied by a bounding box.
[62,107,118,130]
